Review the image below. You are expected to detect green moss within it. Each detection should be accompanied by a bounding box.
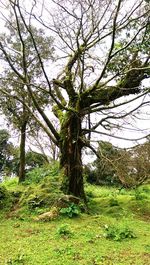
[20,187,61,211]
[52,105,64,122]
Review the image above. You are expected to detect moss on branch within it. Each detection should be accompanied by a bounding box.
[81,85,140,108]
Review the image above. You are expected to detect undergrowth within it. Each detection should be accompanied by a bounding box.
[0,168,150,265]
[103,224,136,241]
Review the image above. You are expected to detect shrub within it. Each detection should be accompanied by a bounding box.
[0,185,12,210]
[141,185,150,193]
[0,185,8,199]
[56,224,72,237]
[20,187,60,211]
[134,189,147,200]
[25,162,59,185]
[2,177,18,189]
[104,224,136,241]
[109,198,119,207]
[60,203,80,218]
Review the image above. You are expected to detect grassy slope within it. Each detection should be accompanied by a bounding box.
[0,179,150,265]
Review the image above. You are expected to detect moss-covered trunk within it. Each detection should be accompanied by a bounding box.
[18,121,27,182]
[60,112,85,200]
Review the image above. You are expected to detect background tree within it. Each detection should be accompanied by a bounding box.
[0,19,54,182]
[27,126,60,162]
[25,150,49,170]
[0,129,10,174]
[87,139,150,187]
[0,0,149,199]
[93,141,121,185]
[0,129,18,178]
[113,143,150,187]
[132,140,150,184]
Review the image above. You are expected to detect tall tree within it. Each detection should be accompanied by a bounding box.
[0,0,150,199]
[0,19,54,182]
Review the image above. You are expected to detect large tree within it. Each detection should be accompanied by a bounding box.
[0,0,150,199]
[0,20,54,182]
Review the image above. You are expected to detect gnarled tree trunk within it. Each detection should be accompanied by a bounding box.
[60,111,85,200]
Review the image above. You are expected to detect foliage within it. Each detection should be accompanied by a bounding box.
[134,188,148,200]
[109,197,119,207]
[0,18,55,182]
[56,224,73,237]
[0,129,11,173]
[85,183,117,198]
[114,141,150,187]
[60,203,80,218]
[0,185,13,210]
[6,253,25,265]
[104,224,137,241]
[25,151,48,170]
[0,164,62,216]
[24,162,60,185]
[20,187,60,212]
[2,178,19,189]
[0,186,8,206]
[93,141,121,185]
[90,140,150,187]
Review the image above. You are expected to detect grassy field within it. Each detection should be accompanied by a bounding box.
[0,177,150,265]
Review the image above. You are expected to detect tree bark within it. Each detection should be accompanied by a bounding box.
[18,121,27,182]
[59,112,85,200]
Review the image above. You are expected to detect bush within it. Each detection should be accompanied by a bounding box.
[141,185,150,193]
[60,203,80,218]
[0,185,8,199]
[20,186,60,211]
[56,224,73,237]
[109,198,119,207]
[134,189,148,200]
[25,163,59,185]
[104,224,136,241]
[0,185,12,210]
[2,177,18,189]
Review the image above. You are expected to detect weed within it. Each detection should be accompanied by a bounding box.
[109,198,119,207]
[56,224,73,237]
[60,203,80,218]
[5,253,25,264]
[134,189,147,200]
[104,224,136,241]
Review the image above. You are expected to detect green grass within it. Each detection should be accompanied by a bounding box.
[0,215,150,265]
[0,180,150,265]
